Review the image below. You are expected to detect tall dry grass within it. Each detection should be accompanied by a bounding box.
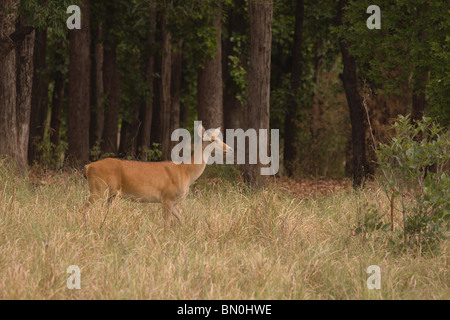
[0,160,448,299]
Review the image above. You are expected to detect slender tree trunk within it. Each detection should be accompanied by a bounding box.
[223,0,247,135]
[411,68,428,123]
[197,2,223,130]
[119,103,140,157]
[284,0,304,176]
[170,40,182,142]
[138,10,156,157]
[50,71,64,147]
[28,28,48,164]
[159,12,172,160]
[245,0,273,186]
[101,4,121,155]
[151,19,162,149]
[89,22,104,150]
[180,71,189,127]
[67,0,91,167]
[337,0,368,187]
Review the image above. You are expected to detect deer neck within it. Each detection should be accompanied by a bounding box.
[182,142,211,185]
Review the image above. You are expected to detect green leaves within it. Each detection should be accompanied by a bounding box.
[376,115,450,251]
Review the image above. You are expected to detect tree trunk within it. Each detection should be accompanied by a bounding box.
[28,28,48,164]
[197,2,223,130]
[119,103,140,157]
[50,71,64,147]
[150,19,162,149]
[101,5,121,155]
[283,0,304,176]
[170,40,182,144]
[245,0,273,186]
[0,0,34,65]
[67,0,91,167]
[0,2,35,172]
[411,68,428,123]
[223,0,247,134]
[337,0,368,187]
[138,10,156,157]
[0,0,19,165]
[159,12,172,160]
[15,14,35,170]
[89,22,104,150]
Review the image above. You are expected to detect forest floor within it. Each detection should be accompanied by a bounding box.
[0,161,448,299]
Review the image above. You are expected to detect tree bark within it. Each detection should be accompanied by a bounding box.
[197,2,223,130]
[245,0,273,186]
[15,14,35,171]
[0,1,36,172]
[119,103,140,157]
[150,18,162,149]
[0,0,19,165]
[101,4,121,155]
[337,0,368,187]
[50,70,64,147]
[283,0,304,176]
[411,68,428,123]
[138,10,156,157]
[28,28,48,164]
[159,12,172,160]
[89,22,104,150]
[67,0,91,167]
[170,40,182,142]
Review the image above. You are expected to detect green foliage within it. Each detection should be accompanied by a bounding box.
[355,205,390,237]
[226,33,249,104]
[19,0,78,37]
[31,133,67,170]
[139,143,162,161]
[376,115,450,251]
[334,0,449,124]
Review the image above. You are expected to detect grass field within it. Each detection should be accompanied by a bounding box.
[0,160,448,299]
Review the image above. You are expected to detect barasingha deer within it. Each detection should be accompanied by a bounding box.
[83,124,233,225]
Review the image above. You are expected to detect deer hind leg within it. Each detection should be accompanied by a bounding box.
[172,204,183,224]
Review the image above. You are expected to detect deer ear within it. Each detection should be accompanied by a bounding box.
[213,127,221,136]
[197,124,205,138]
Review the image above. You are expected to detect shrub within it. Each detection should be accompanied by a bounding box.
[369,115,449,251]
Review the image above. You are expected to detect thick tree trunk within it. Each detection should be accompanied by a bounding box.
[283,0,304,176]
[89,22,104,150]
[28,28,48,164]
[15,15,35,171]
[197,2,223,130]
[337,0,368,187]
[0,0,19,165]
[223,0,247,135]
[0,0,34,65]
[67,0,91,167]
[159,12,172,160]
[0,2,35,172]
[101,4,121,155]
[245,0,273,186]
